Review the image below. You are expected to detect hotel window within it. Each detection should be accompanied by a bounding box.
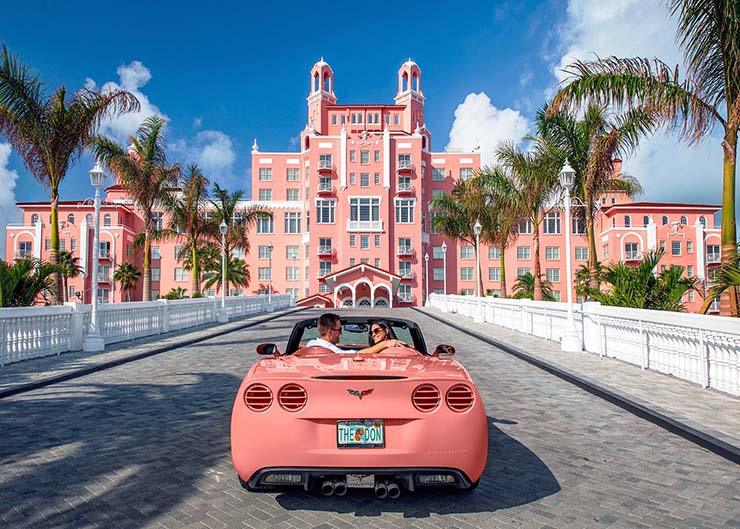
[624,215,631,228]
[174,246,183,260]
[71,239,77,251]
[707,244,720,260]
[152,246,161,260]
[375,235,381,246]
[625,242,639,259]
[517,268,531,277]
[687,265,694,277]
[286,245,299,259]
[643,215,650,227]
[287,168,300,181]
[699,216,706,227]
[258,267,271,280]
[45,239,51,251]
[517,246,531,260]
[571,216,586,234]
[98,288,110,304]
[374,150,380,162]
[394,114,399,125]
[399,284,412,301]
[316,200,336,224]
[361,258,369,263]
[460,289,474,296]
[546,247,560,260]
[575,247,589,260]
[287,189,300,201]
[687,291,695,302]
[319,283,331,293]
[69,285,76,299]
[603,244,609,258]
[349,197,381,223]
[460,168,474,180]
[461,268,474,281]
[687,241,693,254]
[256,214,274,234]
[433,267,444,281]
[516,219,533,234]
[432,168,445,181]
[374,172,380,185]
[17,241,32,257]
[258,189,272,201]
[361,173,370,187]
[286,267,298,280]
[546,269,560,282]
[395,199,415,224]
[349,258,356,266]
[319,261,332,277]
[659,240,666,251]
[398,154,411,168]
[431,189,445,200]
[259,168,272,181]
[489,268,501,281]
[681,215,688,224]
[102,214,111,226]
[552,291,561,301]
[331,115,337,125]
[31,213,39,224]
[349,173,356,185]
[430,212,441,234]
[349,235,356,247]
[233,247,244,259]
[341,115,346,125]
[350,150,356,162]
[360,150,369,164]
[284,212,301,234]
[258,245,272,259]
[151,212,164,230]
[460,246,473,259]
[672,241,681,255]
[662,215,669,225]
[361,235,369,249]
[86,214,93,223]
[151,268,160,282]
[174,268,187,281]
[488,247,501,259]
[542,212,561,234]
[375,258,381,267]
[385,114,390,125]
[358,113,363,124]
[351,114,356,124]
[59,239,66,251]
[398,237,412,254]
[319,154,332,168]
[432,246,444,259]
[399,261,412,277]
[67,214,75,224]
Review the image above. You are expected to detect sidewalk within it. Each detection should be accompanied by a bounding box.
[417,306,740,461]
[0,307,304,399]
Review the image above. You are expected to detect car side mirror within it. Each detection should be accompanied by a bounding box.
[433,344,456,357]
[257,343,280,358]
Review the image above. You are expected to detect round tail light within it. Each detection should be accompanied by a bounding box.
[278,384,307,412]
[412,384,441,412]
[446,384,474,412]
[244,383,272,412]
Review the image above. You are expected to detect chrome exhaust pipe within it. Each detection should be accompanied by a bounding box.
[374,481,388,499]
[321,480,335,496]
[333,480,347,496]
[387,481,401,499]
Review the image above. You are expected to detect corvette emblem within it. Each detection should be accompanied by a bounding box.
[347,388,374,399]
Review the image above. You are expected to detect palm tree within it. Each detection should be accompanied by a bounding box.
[113,262,140,302]
[0,258,62,307]
[0,45,139,304]
[165,163,209,296]
[162,286,188,300]
[701,243,740,313]
[476,166,528,298]
[91,116,179,301]
[58,251,83,302]
[512,272,556,301]
[550,1,740,315]
[209,183,268,295]
[591,250,699,311]
[539,105,651,290]
[496,138,563,301]
[202,256,251,294]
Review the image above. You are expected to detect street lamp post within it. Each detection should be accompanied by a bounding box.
[473,220,483,322]
[267,241,273,307]
[441,241,448,312]
[559,161,581,352]
[218,220,228,322]
[424,252,430,306]
[292,255,297,305]
[83,161,107,352]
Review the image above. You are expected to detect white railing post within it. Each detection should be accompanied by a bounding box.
[65,302,85,352]
[639,319,647,369]
[0,318,6,367]
[699,328,709,388]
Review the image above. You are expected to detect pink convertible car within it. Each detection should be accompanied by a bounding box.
[231,317,488,497]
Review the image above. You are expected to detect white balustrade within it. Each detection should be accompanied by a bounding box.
[0,294,294,366]
[428,293,740,397]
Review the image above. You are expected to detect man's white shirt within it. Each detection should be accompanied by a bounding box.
[305,337,351,354]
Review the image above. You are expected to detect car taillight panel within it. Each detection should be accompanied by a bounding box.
[244,383,272,412]
[446,384,474,412]
[278,384,308,412]
[412,384,441,412]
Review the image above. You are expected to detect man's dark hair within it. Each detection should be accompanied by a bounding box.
[317,313,341,337]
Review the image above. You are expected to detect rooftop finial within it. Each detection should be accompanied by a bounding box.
[252,138,259,152]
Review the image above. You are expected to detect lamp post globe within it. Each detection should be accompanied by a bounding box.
[559,160,580,352]
[218,220,229,322]
[83,161,107,352]
[473,220,483,322]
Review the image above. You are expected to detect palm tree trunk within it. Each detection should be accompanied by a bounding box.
[499,246,507,298]
[191,246,199,297]
[49,192,62,304]
[143,233,152,301]
[532,220,543,301]
[63,275,68,303]
[585,193,599,293]
[720,127,738,317]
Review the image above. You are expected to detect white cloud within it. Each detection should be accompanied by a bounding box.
[171,130,237,180]
[446,92,530,167]
[0,143,22,257]
[550,0,730,210]
[85,61,167,144]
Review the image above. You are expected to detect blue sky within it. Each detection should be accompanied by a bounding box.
[0,0,728,224]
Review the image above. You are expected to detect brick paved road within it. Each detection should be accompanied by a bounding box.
[1,309,738,529]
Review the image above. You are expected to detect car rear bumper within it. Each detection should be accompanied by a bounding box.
[243,466,475,491]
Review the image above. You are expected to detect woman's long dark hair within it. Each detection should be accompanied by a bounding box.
[368,320,397,345]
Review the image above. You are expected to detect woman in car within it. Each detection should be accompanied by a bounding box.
[368,320,399,346]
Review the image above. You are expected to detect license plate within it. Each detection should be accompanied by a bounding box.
[337,420,385,448]
[346,473,375,488]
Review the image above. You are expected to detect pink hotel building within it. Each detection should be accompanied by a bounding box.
[5,59,723,313]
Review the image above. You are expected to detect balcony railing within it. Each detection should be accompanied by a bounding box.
[98,249,111,259]
[97,274,111,283]
[317,245,334,256]
[707,252,721,263]
[317,270,332,279]
[14,252,32,259]
[397,245,413,256]
[317,160,335,173]
[397,293,414,303]
[708,299,721,312]
[317,182,335,194]
[625,251,643,261]
[399,269,414,279]
[347,220,383,232]
[396,181,413,192]
[396,160,415,173]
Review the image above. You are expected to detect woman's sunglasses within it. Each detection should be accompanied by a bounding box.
[371,327,387,335]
